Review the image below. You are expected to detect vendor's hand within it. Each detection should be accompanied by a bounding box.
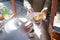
[24,23,33,33]
[28,8,34,13]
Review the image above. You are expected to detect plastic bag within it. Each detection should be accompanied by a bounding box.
[27,12,46,25]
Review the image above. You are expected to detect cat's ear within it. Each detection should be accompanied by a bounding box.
[41,7,48,14]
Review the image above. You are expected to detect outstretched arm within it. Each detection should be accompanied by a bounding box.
[24,0,32,10]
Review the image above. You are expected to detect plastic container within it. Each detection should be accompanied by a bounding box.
[27,12,46,25]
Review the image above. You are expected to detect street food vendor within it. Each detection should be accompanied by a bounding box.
[24,0,51,14]
[24,0,51,40]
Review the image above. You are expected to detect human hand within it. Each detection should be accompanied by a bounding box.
[28,7,34,14]
[24,23,33,33]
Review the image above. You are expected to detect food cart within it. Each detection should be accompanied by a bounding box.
[49,0,60,40]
